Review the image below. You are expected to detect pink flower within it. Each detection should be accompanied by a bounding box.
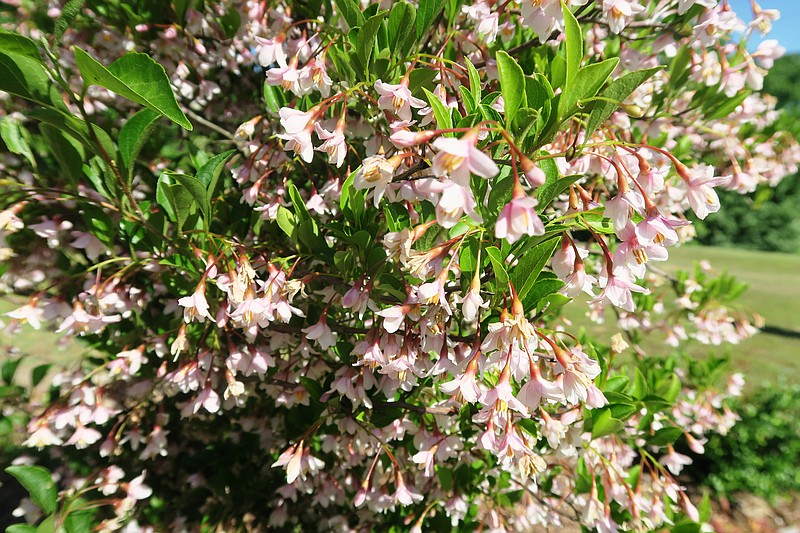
[517,369,563,410]
[254,35,287,67]
[178,284,212,323]
[440,354,481,403]
[592,269,648,312]
[6,302,44,330]
[495,195,544,243]
[376,304,412,333]
[279,107,316,135]
[660,446,693,475]
[603,189,644,233]
[314,121,347,168]
[603,0,645,34]
[431,130,499,187]
[277,128,314,163]
[353,155,399,207]
[461,286,487,323]
[266,56,309,96]
[393,472,423,505]
[679,164,727,220]
[374,79,427,121]
[302,317,337,349]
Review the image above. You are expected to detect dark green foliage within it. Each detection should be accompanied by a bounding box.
[691,178,800,254]
[688,383,800,502]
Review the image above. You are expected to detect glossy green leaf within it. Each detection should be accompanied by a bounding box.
[276,205,297,240]
[486,246,509,286]
[591,409,625,439]
[1,116,36,168]
[164,172,209,221]
[422,87,453,132]
[559,57,619,119]
[510,236,560,306]
[119,108,160,180]
[40,124,85,185]
[73,48,192,130]
[496,50,525,126]
[0,51,55,107]
[334,0,365,28]
[5,465,58,515]
[387,2,417,58]
[466,58,481,102]
[197,149,236,198]
[562,3,583,88]
[584,66,662,140]
[0,29,43,62]
[416,0,445,39]
[356,12,386,69]
[649,426,683,446]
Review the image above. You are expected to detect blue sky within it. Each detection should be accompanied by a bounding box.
[728,0,800,53]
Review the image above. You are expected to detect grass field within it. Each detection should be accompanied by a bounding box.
[1,246,799,389]
[564,245,800,388]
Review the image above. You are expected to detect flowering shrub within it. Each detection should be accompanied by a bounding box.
[1,0,798,531]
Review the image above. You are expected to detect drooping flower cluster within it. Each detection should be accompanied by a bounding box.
[0,0,795,531]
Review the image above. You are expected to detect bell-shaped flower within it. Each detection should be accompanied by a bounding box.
[431,129,499,187]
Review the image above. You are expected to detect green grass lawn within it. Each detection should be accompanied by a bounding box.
[564,245,800,388]
[1,246,798,389]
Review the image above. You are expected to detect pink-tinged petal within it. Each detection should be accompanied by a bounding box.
[433,137,471,158]
[468,147,499,178]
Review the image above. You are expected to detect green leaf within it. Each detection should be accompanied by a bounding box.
[5,465,58,514]
[510,236,560,306]
[466,58,482,102]
[1,358,21,385]
[584,66,662,140]
[276,205,297,240]
[485,246,508,286]
[561,3,583,89]
[495,50,525,126]
[0,51,55,107]
[196,149,236,198]
[705,90,749,121]
[32,364,51,387]
[119,108,160,180]
[356,12,386,69]
[156,174,196,231]
[164,172,209,221]
[559,57,619,119]
[334,0,365,28]
[55,0,85,40]
[6,524,37,533]
[649,426,683,446]
[26,108,115,159]
[628,368,649,400]
[73,48,192,130]
[422,87,453,132]
[387,2,417,58]
[416,0,445,39]
[0,29,43,62]
[263,81,285,113]
[520,274,564,310]
[1,116,36,168]
[80,204,114,247]
[40,124,85,185]
[591,409,624,439]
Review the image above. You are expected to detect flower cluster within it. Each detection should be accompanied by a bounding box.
[0,0,796,531]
